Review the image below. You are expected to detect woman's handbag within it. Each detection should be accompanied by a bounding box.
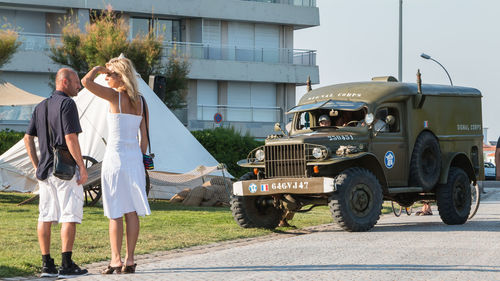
[141,96,154,170]
[45,101,76,180]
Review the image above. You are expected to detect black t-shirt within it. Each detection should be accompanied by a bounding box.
[497,136,500,149]
[26,91,82,180]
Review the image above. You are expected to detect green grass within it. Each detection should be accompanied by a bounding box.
[0,192,336,278]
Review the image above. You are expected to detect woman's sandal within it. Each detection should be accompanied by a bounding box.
[122,263,137,274]
[102,264,122,274]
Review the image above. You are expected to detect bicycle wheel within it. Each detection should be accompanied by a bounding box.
[405,205,413,216]
[468,183,481,219]
[392,201,402,217]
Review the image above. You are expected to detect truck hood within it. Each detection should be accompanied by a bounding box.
[266,128,370,148]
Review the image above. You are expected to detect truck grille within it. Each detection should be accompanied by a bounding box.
[265,144,307,178]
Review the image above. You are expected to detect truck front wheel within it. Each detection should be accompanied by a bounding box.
[230,172,283,229]
[329,167,383,232]
[436,167,471,225]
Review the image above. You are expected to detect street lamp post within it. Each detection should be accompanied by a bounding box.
[398,0,403,82]
[420,53,453,86]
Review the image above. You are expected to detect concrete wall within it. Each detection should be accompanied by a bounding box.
[0,0,319,28]
[189,59,319,84]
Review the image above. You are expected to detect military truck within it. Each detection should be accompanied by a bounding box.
[230,74,483,232]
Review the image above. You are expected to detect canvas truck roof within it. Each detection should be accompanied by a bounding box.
[298,82,481,107]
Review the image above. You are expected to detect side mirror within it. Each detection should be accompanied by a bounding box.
[365,113,375,126]
[373,115,395,137]
[274,123,281,132]
[274,123,289,136]
[385,115,396,126]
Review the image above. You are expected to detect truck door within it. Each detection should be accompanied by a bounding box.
[370,103,408,186]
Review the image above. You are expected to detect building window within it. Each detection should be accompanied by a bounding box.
[197,80,218,121]
[227,82,277,122]
[227,22,280,62]
[129,17,181,42]
[202,19,222,59]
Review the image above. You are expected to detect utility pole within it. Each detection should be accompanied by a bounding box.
[398,0,403,82]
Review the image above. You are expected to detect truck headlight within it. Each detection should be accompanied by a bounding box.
[255,149,265,161]
[312,147,323,159]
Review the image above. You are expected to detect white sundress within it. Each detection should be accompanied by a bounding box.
[101,92,151,219]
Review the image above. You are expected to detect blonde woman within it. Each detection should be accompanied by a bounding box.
[82,56,151,274]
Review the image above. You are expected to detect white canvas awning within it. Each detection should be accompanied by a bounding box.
[0,79,45,106]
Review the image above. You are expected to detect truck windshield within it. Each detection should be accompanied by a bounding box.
[287,100,366,114]
[294,107,368,131]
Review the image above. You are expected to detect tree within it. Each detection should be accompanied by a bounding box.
[49,9,163,80]
[0,27,20,69]
[49,8,188,109]
[49,23,87,77]
[157,48,190,110]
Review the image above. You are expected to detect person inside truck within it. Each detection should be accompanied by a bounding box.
[334,110,366,127]
[318,114,331,126]
[334,111,352,126]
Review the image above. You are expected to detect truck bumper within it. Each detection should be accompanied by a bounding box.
[233,177,336,196]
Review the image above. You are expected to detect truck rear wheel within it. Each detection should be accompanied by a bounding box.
[329,167,383,232]
[230,172,283,229]
[436,167,471,225]
[409,131,441,190]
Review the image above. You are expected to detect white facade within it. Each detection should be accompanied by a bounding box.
[0,0,319,137]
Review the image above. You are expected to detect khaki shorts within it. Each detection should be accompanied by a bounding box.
[38,173,84,224]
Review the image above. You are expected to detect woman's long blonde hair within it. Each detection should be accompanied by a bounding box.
[106,56,140,110]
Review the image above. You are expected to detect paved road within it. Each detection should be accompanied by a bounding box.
[13,188,500,281]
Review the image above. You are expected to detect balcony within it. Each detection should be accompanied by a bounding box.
[17,32,61,51]
[16,33,316,67]
[162,42,316,66]
[197,105,283,123]
[242,0,316,7]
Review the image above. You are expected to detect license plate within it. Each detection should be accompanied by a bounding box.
[233,177,335,196]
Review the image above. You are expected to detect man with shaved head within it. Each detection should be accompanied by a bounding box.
[24,68,88,278]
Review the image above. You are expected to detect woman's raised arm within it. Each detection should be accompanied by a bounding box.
[81,66,117,102]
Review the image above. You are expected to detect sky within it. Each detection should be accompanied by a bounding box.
[294,0,500,143]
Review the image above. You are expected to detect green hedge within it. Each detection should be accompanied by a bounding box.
[191,127,264,179]
[0,129,24,155]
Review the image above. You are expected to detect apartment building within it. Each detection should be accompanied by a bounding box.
[0,0,319,137]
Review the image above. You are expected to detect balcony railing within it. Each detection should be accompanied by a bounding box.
[242,0,316,7]
[162,42,316,66]
[15,33,317,66]
[197,105,283,123]
[17,32,61,51]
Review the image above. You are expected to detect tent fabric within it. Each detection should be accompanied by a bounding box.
[0,74,221,193]
[0,79,45,106]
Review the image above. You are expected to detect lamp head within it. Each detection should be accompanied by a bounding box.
[420,53,431,60]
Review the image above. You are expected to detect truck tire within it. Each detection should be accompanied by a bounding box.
[329,167,383,232]
[230,172,283,229]
[436,167,471,225]
[409,131,441,190]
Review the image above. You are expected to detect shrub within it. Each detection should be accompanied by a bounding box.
[0,129,24,155]
[191,127,263,178]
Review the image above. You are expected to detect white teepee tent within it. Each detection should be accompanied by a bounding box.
[0,75,221,192]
